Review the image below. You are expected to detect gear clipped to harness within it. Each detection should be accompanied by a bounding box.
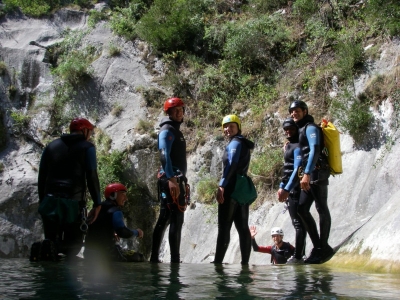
[157,167,189,212]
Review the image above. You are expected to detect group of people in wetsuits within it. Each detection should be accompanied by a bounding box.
[206,100,332,265]
[32,97,332,265]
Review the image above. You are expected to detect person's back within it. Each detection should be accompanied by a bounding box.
[39,134,94,201]
[33,117,101,261]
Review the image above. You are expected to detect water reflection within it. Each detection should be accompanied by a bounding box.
[1,259,400,299]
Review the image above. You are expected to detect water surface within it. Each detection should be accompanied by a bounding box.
[2,258,399,299]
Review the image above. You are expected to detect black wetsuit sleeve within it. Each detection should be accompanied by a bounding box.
[85,147,101,206]
[252,239,260,252]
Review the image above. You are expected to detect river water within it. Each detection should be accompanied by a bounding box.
[2,258,400,299]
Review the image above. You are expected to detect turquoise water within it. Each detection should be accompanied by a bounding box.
[1,258,400,299]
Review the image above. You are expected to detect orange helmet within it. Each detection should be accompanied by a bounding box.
[104,183,127,199]
[69,117,94,132]
[163,97,185,113]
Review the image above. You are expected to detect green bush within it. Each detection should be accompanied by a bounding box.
[364,0,400,36]
[53,50,94,84]
[335,40,364,81]
[2,0,53,17]
[293,0,319,21]
[88,9,109,28]
[223,14,293,71]
[136,0,211,53]
[109,1,147,40]
[331,91,373,142]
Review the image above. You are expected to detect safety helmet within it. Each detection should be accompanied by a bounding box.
[104,183,127,199]
[222,114,241,131]
[163,97,185,113]
[271,227,284,236]
[282,118,297,129]
[288,100,308,113]
[69,117,95,132]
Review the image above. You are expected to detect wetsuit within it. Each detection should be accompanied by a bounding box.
[214,135,255,265]
[150,116,187,263]
[279,136,306,260]
[85,199,143,262]
[37,133,101,256]
[296,114,331,262]
[252,239,295,264]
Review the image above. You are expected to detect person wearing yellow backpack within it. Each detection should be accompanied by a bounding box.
[289,101,333,264]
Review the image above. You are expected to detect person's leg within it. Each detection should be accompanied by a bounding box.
[169,202,184,263]
[150,198,171,262]
[233,202,251,265]
[214,198,235,263]
[297,190,320,248]
[61,222,84,257]
[288,191,306,260]
[313,184,332,258]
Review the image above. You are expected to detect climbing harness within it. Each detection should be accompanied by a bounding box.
[157,167,190,212]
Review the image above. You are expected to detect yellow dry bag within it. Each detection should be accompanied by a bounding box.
[321,119,342,175]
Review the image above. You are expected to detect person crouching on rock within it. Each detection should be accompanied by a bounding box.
[84,183,144,262]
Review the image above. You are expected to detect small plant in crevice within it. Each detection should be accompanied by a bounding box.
[10,110,31,135]
[111,103,124,116]
[137,119,154,134]
[108,43,121,57]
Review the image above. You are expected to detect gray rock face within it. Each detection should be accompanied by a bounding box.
[0,10,400,272]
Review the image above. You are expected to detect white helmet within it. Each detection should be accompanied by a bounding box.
[271,227,284,236]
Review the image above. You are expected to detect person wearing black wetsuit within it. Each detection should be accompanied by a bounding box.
[150,98,188,263]
[84,183,144,262]
[214,115,255,265]
[37,117,102,260]
[250,226,295,264]
[289,101,333,264]
[277,118,306,264]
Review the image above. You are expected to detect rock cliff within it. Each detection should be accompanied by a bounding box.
[0,9,399,273]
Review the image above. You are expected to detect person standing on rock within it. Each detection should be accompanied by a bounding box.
[250,226,295,264]
[35,117,102,261]
[289,100,333,264]
[277,118,306,264]
[213,115,255,265]
[150,97,189,263]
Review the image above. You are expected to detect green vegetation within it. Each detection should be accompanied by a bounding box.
[0,61,7,76]
[10,111,31,134]
[4,0,400,197]
[196,175,219,205]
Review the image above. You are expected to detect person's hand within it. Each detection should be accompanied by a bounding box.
[87,205,101,224]
[300,173,311,191]
[114,232,120,242]
[168,177,180,201]
[216,186,224,204]
[249,225,257,239]
[277,188,289,202]
[136,229,144,238]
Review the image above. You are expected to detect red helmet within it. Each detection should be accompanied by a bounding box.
[104,183,127,199]
[69,117,95,132]
[163,97,185,113]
